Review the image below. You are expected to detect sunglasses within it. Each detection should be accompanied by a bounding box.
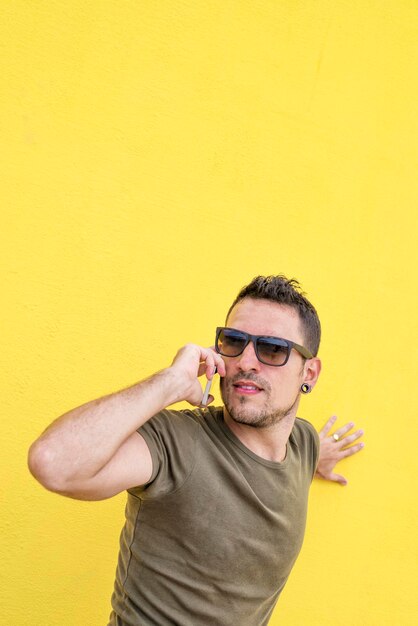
[215,327,313,367]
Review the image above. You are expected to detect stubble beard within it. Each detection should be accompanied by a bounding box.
[220,375,299,429]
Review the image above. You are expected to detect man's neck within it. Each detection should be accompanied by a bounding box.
[222,408,296,463]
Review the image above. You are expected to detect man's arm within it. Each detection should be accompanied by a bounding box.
[315,415,365,486]
[27,345,226,501]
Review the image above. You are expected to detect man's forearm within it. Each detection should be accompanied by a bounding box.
[28,367,180,485]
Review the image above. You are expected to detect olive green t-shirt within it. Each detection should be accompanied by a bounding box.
[108,406,319,626]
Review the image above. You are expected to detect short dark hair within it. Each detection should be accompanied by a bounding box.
[226,275,321,356]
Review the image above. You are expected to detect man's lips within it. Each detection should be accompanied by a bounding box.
[233,380,263,394]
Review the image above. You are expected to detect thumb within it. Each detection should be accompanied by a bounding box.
[331,473,348,486]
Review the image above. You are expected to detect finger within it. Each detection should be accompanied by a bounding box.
[333,421,355,439]
[204,347,225,379]
[214,354,226,376]
[340,430,364,447]
[330,472,348,486]
[208,353,226,378]
[197,363,215,380]
[207,346,226,377]
[205,355,216,380]
[339,442,365,458]
[196,348,216,379]
[318,415,337,437]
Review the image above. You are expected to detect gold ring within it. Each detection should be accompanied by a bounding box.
[332,433,340,442]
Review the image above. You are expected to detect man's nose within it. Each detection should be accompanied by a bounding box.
[237,340,261,371]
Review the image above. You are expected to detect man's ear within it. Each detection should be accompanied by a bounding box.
[302,357,321,390]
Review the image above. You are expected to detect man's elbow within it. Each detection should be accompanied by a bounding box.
[27,441,66,494]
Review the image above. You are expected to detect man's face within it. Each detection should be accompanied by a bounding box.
[219,298,318,429]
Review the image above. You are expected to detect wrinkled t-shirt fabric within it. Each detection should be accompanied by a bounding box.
[108,406,319,626]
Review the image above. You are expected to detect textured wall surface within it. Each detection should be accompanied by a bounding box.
[1,1,417,624]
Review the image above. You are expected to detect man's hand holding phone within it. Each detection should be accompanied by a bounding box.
[169,344,225,407]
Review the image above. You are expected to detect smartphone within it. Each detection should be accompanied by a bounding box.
[201,367,217,406]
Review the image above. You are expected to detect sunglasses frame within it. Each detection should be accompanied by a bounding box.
[215,326,313,366]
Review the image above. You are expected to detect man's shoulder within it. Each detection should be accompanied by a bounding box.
[132,406,225,496]
[140,405,222,435]
[293,417,319,448]
[292,417,320,476]
[140,407,200,435]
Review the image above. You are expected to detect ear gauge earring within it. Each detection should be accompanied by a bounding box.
[300,383,311,394]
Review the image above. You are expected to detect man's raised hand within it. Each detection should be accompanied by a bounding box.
[169,344,226,407]
[315,415,365,486]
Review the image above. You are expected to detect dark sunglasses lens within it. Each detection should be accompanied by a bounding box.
[256,338,289,365]
[217,329,247,356]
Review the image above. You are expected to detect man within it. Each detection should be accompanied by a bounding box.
[28,275,364,625]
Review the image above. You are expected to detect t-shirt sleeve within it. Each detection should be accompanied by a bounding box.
[127,409,200,499]
[311,426,320,476]
[294,417,320,480]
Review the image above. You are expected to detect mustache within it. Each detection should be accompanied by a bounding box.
[225,373,271,393]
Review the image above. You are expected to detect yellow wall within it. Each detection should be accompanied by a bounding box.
[2,2,417,624]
